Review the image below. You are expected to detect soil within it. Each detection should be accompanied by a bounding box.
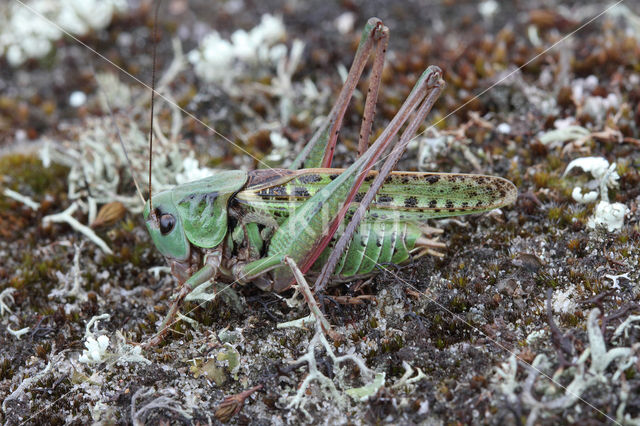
[1,0,639,425]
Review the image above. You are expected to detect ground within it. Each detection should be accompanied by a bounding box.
[1,0,640,425]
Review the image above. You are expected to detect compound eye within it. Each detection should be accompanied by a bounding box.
[159,213,176,235]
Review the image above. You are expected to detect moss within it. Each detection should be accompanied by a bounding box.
[548,207,562,221]
[532,171,550,188]
[381,335,404,353]
[35,342,52,359]
[546,154,564,172]
[369,317,378,329]
[625,367,636,380]
[561,313,580,327]
[449,296,468,313]
[0,154,68,198]
[0,358,13,380]
[536,273,559,288]
[11,253,61,306]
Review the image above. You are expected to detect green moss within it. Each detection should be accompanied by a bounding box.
[0,358,13,380]
[536,273,559,288]
[532,171,550,188]
[369,317,378,328]
[381,335,404,353]
[0,154,68,197]
[449,296,468,313]
[561,313,580,327]
[625,367,635,380]
[548,207,562,221]
[546,154,563,172]
[12,253,61,303]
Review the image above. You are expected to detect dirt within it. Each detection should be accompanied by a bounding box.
[1,0,639,425]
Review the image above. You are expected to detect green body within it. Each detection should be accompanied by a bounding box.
[144,167,516,291]
[139,18,518,349]
[142,22,517,293]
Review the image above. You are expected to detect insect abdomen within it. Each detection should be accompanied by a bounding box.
[314,221,422,277]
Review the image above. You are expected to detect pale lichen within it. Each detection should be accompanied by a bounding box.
[0,0,127,66]
[0,287,17,316]
[563,157,630,232]
[78,314,150,366]
[493,308,640,424]
[130,388,192,425]
[187,14,287,84]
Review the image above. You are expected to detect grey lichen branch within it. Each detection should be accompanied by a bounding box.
[281,255,385,415]
[42,202,113,254]
[7,325,30,339]
[78,314,150,365]
[130,388,192,426]
[2,350,63,412]
[495,308,640,424]
[391,361,428,389]
[0,287,17,316]
[49,243,87,301]
[2,188,40,210]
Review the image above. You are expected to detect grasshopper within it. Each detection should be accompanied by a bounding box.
[141,17,517,346]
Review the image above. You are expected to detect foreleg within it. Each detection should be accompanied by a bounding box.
[142,252,221,348]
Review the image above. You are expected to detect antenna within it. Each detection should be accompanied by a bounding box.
[112,110,146,205]
[90,61,145,204]
[148,0,161,216]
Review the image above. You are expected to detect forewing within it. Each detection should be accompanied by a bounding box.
[235,168,517,223]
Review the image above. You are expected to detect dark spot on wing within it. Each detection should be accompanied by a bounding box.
[298,174,322,184]
[404,196,418,207]
[293,186,310,197]
[426,175,440,184]
[272,185,287,196]
[377,195,393,204]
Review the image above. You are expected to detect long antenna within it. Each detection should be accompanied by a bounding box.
[148,0,161,215]
[96,70,146,205]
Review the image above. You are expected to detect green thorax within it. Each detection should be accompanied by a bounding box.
[144,170,248,261]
